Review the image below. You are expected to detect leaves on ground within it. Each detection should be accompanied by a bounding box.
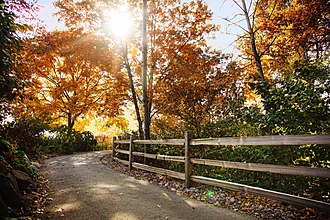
[101,154,329,220]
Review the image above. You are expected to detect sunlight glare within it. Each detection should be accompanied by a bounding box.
[104,9,133,39]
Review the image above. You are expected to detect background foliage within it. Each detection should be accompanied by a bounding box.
[0,117,99,156]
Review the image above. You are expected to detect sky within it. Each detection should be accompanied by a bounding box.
[206,0,245,55]
[36,0,246,55]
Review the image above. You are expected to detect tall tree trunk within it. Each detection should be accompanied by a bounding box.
[148,0,157,141]
[142,0,150,165]
[123,45,144,139]
[142,0,150,140]
[241,0,265,82]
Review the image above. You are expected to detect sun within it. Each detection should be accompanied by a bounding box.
[103,8,134,39]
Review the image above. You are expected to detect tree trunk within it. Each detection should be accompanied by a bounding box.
[67,113,74,136]
[123,45,144,139]
[142,0,150,164]
[241,0,265,82]
[142,0,150,140]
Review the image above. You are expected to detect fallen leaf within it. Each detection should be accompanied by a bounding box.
[55,208,63,212]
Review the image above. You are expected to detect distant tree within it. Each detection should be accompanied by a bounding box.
[154,50,240,135]
[149,0,222,135]
[13,30,128,135]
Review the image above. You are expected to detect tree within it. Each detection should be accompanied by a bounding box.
[144,0,222,136]
[255,0,329,74]
[121,43,144,139]
[223,0,265,82]
[54,0,222,139]
[154,47,238,135]
[13,30,128,135]
[235,0,330,80]
[0,0,37,120]
[236,0,265,81]
[141,0,149,139]
[234,0,330,132]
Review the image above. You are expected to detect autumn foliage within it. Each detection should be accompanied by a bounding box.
[238,0,330,80]
[13,30,128,135]
[0,0,327,142]
[2,0,327,138]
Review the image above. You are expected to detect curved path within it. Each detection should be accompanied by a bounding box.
[43,151,256,220]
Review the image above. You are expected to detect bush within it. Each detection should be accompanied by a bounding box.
[252,61,330,135]
[0,117,50,157]
[0,139,35,176]
[43,125,97,154]
[0,118,98,155]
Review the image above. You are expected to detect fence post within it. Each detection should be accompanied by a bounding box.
[112,136,116,158]
[129,135,134,171]
[185,131,192,188]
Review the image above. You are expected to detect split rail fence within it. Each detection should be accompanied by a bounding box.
[112,133,330,212]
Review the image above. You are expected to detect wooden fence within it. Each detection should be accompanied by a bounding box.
[112,133,330,212]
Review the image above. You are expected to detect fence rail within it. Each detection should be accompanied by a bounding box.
[190,135,330,146]
[190,158,330,178]
[112,133,330,212]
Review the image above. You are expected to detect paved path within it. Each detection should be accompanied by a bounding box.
[44,151,256,220]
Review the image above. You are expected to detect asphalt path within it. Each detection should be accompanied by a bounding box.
[43,151,257,220]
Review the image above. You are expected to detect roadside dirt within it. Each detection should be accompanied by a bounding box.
[42,151,256,220]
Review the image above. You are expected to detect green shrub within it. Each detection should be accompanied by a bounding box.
[43,125,97,154]
[0,139,36,176]
[0,117,50,157]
